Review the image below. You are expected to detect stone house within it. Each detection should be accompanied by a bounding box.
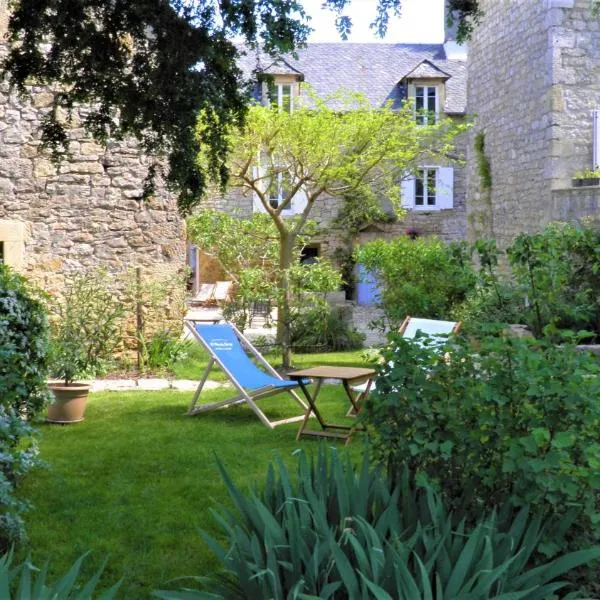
[197,41,468,305]
[466,0,600,248]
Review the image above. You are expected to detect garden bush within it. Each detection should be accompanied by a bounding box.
[357,236,475,328]
[48,269,123,382]
[459,225,600,339]
[0,265,50,550]
[507,223,600,339]
[455,239,524,331]
[157,448,600,599]
[290,306,364,352]
[362,329,600,559]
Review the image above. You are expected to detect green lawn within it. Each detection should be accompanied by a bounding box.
[19,371,368,598]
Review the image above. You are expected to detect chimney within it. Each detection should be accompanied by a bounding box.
[444,3,459,43]
[443,3,468,61]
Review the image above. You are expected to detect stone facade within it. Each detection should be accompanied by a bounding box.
[466,0,600,247]
[0,50,186,295]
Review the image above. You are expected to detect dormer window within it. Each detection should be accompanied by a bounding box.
[415,85,438,125]
[268,82,294,112]
[403,61,449,125]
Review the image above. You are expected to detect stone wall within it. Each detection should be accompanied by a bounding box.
[466,0,600,246]
[466,0,553,247]
[550,186,600,223]
[0,54,186,295]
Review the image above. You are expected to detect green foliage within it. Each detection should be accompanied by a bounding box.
[141,330,192,372]
[207,92,467,219]
[2,0,313,211]
[47,270,124,384]
[0,265,50,551]
[474,131,492,189]
[363,330,600,558]
[121,269,189,370]
[290,307,365,352]
[507,223,600,339]
[455,239,523,330]
[572,168,600,179]
[358,236,475,327]
[188,210,341,334]
[158,448,600,599]
[0,550,121,599]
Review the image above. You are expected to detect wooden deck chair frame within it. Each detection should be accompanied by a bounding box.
[184,319,309,429]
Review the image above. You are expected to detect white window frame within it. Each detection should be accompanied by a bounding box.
[400,166,454,211]
[415,167,437,207]
[252,164,308,216]
[409,83,440,125]
[268,82,295,112]
[268,169,293,211]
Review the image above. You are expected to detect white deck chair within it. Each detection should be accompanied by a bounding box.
[184,320,309,429]
[350,316,462,410]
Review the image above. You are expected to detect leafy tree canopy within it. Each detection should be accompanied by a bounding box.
[2,0,480,213]
[195,90,466,366]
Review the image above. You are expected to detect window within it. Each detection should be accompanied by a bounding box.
[300,245,319,265]
[268,82,294,112]
[415,168,437,206]
[414,85,438,125]
[400,167,454,211]
[267,169,293,210]
[0,242,4,264]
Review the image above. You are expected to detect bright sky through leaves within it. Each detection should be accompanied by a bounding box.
[303,0,444,43]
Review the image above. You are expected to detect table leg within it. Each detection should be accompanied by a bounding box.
[295,379,324,440]
[342,379,372,445]
[295,378,354,441]
[343,378,372,417]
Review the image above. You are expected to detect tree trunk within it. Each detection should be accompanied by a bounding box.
[277,231,295,369]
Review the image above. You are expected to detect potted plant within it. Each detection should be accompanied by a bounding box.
[47,269,123,423]
[572,168,600,187]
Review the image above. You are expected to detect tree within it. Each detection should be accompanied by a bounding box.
[1,0,480,212]
[197,92,467,367]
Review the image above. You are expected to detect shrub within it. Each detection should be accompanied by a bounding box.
[0,265,50,551]
[290,306,364,352]
[142,330,192,372]
[363,329,600,557]
[507,223,600,339]
[157,448,600,599]
[456,239,524,331]
[358,237,475,327]
[48,269,124,383]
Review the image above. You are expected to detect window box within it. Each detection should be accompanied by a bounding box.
[572,177,600,188]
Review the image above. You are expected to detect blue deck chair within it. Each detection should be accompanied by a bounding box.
[184,320,310,429]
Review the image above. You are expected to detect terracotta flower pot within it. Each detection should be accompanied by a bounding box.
[47,382,90,424]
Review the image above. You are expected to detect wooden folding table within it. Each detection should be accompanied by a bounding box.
[288,366,376,443]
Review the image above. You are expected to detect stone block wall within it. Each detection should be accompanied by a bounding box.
[466,0,600,246]
[466,0,554,247]
[547,0,600,187]
[550,186,600,222]
[0,55,186,296]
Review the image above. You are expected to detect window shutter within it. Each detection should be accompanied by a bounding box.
[290,187,308,215]
[594,110,600,169]
[401,176,415,209]
[436,167,454,209]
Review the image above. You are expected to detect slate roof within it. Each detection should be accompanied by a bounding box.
[237,43,467,115]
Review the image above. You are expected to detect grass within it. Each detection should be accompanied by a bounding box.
[18,360,369,598]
